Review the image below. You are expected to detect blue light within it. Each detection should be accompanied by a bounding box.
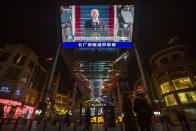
[100,99,112,104]
[93,97,113,104]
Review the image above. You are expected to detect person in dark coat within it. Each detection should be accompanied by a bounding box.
[84,9,106,30]
[117,5,133,39]
[122,93,138,131]
[83,108,91,131]
[133,93,152,131]
[65,112,70,126]
[176,109,190,131]
[0,104,4,118]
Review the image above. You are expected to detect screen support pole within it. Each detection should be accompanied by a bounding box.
[46,42,61,101]
[133,43,151,103]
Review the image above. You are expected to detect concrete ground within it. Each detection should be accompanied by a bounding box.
[0,120,196,131]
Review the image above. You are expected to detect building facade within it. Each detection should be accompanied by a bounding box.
[150,44,196,121]
[52,93,69,115]
[0,44,47,119]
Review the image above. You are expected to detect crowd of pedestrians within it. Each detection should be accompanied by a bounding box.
[0,93,192,131]
[121,92,191,131]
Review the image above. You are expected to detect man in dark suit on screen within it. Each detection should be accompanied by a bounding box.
[84,9,106,30]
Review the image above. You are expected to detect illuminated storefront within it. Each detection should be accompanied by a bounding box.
[0,99,34,119]
[160,82,174,94]
[164,94,177,106]
[0,44,48,119]
[52,93,69,115]
[80,98,119,124]
[172,77,193,90]
[150,44,196,120]
[178,91,196,104]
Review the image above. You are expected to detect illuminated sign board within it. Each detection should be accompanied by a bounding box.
[84,97,113,104]
[60,5,134,48]
[81,97,112,117]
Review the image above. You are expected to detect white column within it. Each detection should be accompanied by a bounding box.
[72,6,75,36]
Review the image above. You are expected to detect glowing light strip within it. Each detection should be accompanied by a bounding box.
[100,99,112,104]
[83,98,112,104]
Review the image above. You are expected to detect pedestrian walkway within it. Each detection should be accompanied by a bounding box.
[0,120,196,131]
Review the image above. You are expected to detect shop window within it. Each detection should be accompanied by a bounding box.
[184,108,196,119]
[13,53,26,65]
[29,81,33,88]
[0,52,10,62]
[193,76,196,85]
[4,67,20,80]
[21,72,30,83]
[172,77,193,90]
[25,95,29,104]
[160,82,174,94]
[178,91,196,104]
[9,106,17,116]
[28,60,34,71]
[30,97,35,104]
[160,57,169,65]
[15,87,24,99]
[164,94,178,106]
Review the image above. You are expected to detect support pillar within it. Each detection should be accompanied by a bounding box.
[134,44,152,103]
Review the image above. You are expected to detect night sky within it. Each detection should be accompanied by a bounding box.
[1,1,195,92]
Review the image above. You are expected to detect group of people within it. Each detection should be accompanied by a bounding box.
[122,92,152,131]
[81,92,153,131]
[48,113,71,127]
[122,92,191,131]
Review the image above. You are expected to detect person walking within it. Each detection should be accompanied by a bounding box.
[122,93,138,131]
[133,92,152,131]
[65,112,70,127]
[0,104,4,118]
[176,109,190,131]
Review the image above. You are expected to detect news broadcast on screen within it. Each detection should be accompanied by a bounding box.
[60,5,134,48]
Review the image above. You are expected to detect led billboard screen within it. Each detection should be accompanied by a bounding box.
[60,5,134,48]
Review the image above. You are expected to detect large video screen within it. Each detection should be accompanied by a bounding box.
[60,5,134,48]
